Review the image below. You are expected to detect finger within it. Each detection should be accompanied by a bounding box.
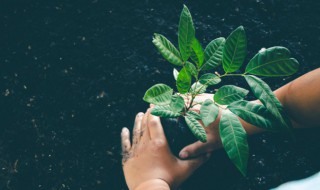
[179,152,211,176]
[121,127,131,163]
[132,112,144,145]
[179,141,211,159]
[141,109,152,141]
[147,113,165,140]
[149,104,155,108]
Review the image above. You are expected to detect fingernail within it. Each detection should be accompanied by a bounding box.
[137,112,144,117]
[121,128,129,134]
[179,151,188,159]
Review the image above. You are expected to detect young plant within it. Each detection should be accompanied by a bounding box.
[143,5,299,176]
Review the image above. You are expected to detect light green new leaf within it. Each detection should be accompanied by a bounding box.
[185,61,197,78]
[170,94,185,113]
[202,37,225,70]
[244,75,292,131]
[187,111,201,120]
[222,26,247,73]
[228,100,275,129]
[190,38,204,68]
[176,67,191,94]
[219,111,248,176]
[173,68,179,81]
[185,114,207,142]
[152,33,183,66]
[143,84,173,105]
[190,82,207,94]
[245,46,299,76]
[214,85,249,105]
[178,5,195,61]
[151,105,181,118]
[199,73,221,86]
[200,99,219,127]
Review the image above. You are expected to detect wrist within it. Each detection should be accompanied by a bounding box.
[134,179,170,190]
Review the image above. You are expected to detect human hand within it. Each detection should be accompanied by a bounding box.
[179,93,223,159]
[121,109,210,190]
[179,93,265,159]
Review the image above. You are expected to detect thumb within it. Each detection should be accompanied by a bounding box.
[179,141,210,159]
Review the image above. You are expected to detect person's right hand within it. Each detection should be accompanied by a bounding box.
[150,93,265,159]
[179,93,267,159]
[178,93,223,159]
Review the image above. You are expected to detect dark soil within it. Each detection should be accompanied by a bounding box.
[1,0,320,190]
[161,117,197,157]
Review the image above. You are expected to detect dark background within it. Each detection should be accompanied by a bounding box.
[1,0,320,189]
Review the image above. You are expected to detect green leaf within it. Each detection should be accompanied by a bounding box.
[190,82,207,94]
[190,38,204,67]
[185,61,198,78]
[222,26,247,73]
[214,85,249,105]
[143,84,173,105]
[185,114,207,142]
[176,67,191,94]
[186,111,201,120]
[199,73,221,86]
[170,94,185,113]
[245,46,299,76]
[178,5,195,61]
[152,33,183,66]
[244,75,292,131]
[200,99,219,127]
[173,68,179,81]
[228,100,275,129]
[202,37,225,70]
[219,111,248,176]
[151,105,181,118]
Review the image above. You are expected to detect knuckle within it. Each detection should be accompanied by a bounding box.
[152,138,166,148]
[148,117,159,126]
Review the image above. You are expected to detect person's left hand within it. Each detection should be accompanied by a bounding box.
[121,109,210,190]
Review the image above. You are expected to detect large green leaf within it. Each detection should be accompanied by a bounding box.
[151,105,181,118]
[152,33,183,66]
[214,85,249,105]
[228,100,275,129]
[185,61,198,78]
[202,37,225,70]
[176,67,191,94]
[190,82,207,94]
[143,84,173,105]
[185,114,207,142]
[222,26,247,73]
[178,5,195,61]
[170,94,185,113]
[190,38,204,67]
[187,111,201,120]
[200,99,219,127]
[245,46,299,76]
[244,75,292,131]
[219,111,248,176]
[199,73,221,86]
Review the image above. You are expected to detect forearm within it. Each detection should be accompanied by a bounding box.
[240,68,320,134]
[278,68,320,128]
[134,179,170,190]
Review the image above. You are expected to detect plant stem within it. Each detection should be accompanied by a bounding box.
[219,73,245,78]
[187,72,246,111]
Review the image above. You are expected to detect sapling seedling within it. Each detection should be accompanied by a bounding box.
[143,5,299,176]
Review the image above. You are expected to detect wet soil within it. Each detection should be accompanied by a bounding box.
[1,0,320,189]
